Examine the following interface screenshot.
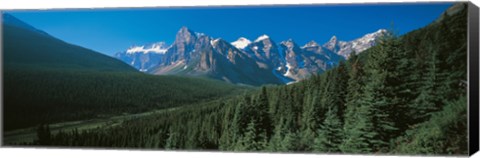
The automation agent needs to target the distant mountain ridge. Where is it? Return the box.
[115,28,386,86]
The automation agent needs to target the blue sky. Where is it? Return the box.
[7,2,453,56]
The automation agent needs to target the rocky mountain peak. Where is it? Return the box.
[175,26,197,45]
[303,40,320,48]
[323,35,339,51]
[281,39,297,48]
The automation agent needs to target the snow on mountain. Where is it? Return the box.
[302,40,320,48]
[323,29,387,58]
[348,29,387,53]
[210,38,221,46]
[126,42,170,54]
[254,34,270,42]
[283,62,293,78]
[231,37,252,49]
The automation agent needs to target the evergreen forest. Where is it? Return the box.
[3,3,469,156]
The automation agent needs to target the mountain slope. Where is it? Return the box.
[3,15,136,72]
[2,14,249,131]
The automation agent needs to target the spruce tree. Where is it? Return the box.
[299,89,320,151]
[356,31,400,152]
[340,103,378,153]
[314,107,343,153]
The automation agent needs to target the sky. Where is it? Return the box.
[6,2,453,56]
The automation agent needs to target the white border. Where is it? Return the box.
[0,0,478,158]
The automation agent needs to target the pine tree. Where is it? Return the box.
[341,51,366,153]
[355,32,400,152]
[254,87,273,139]
[235,119,267,151]
[281,131,299,151]
[299,89,320,151]
[340,103,378,153]
[409,42,447,123]
[165,127,179,150]
[314,107,343,153]
[219,102,236,150]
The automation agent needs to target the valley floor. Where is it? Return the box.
[3,107,180,145]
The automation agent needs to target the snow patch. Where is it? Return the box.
[231,37,251,49]
[254,34,270,42]
[283,62,293,77]
[286,81,297,85]
[210,38,221,46]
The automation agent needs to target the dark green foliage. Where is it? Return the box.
[3,68,247,131]
[357,32,401,151]
[340,103,378,153]
[36,124,52,145]
[393,96,468,155]
[313,107,343,153]
[4,3,469,156]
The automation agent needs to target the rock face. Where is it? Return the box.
[114,27,386,86]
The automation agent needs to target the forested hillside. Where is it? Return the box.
[3,15,250,131]
[26,3,468,155]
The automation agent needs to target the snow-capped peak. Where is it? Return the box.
[254,34,270,42]
[376,29,387,33]
[126,42,170,54]
[333,28,387,58]
[231,37,251,49]
[361,29,387,40]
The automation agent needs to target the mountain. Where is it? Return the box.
[114,27,386,86]
[279,39,342,81]
[324,29,387,58]
[2,14,248,131]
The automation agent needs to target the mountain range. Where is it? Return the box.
[115,28,387,86]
